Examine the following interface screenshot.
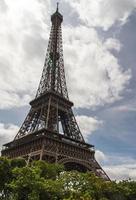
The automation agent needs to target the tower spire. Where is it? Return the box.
[36,4,65,99]
[56,2,59,12]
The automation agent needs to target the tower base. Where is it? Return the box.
[2,128,109,181]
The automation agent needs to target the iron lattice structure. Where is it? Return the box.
[1,5,110,181]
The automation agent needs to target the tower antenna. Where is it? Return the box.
[56,2,59,12]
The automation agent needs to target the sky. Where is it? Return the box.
[0,0,136,180]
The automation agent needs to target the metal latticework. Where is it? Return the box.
[36,9,68,99]
[1,5,110,181]
[14,94,84,142]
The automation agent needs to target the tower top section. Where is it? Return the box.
[35,2,68,100]
[51,2,63,24]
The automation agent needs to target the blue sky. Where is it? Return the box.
[0,0,136,180]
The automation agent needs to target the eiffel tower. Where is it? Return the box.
[1,4,109,180]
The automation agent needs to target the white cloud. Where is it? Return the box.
[95,150,107,163]
[95,150,136,181]
[64,25,131,108]
[0,122,19,151]
[76,115,103,140]
[111,103,136,112]
[0,0,51,109]
[0,0,8,13]
[67,0,136,30]
[104,38,122,52]
[104,163,136,181]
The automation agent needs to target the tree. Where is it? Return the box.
[10,157,26,168]
[32,160,64,179]
[8,164,64,200]
[0,157,136,200]
[8,166,45,200]
[58,171,101,199]
[0,157,11,199]
[118,180,136,200]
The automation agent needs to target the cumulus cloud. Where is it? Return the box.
[64,25,131,108]
[95,150,136,181]
[104,163,136,181]
[0,0,51,109]
[111,103,136,112]
[0,122,19,152]
[104,38,122,52]
[95,150,107,163]
[0,0,8,13]
[76,115,103,140]
[67,0,136,30]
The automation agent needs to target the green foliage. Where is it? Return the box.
[0,157,136,200]
[9,166,47,200]
[118,180,136,199]
[0,157,12,199]
[10,157,26,168]
[32,160,64,179]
